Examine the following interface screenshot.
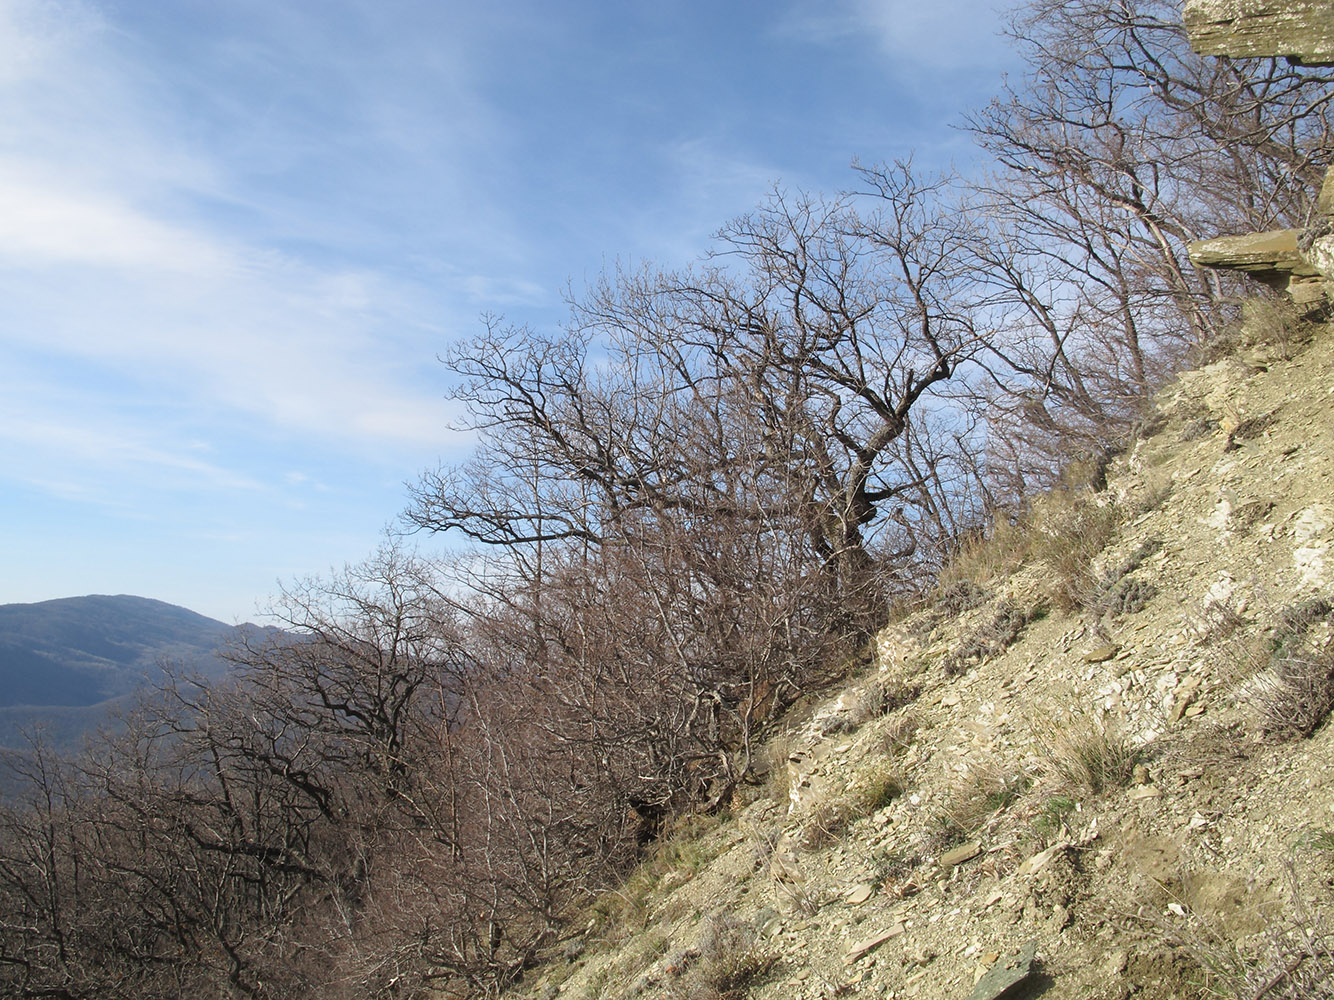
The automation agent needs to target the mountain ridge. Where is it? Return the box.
[0,593,270,750]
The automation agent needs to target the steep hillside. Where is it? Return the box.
[522,311,1334,1000]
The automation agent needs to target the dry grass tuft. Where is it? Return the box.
[798,761,906,851]
[936,484,1119,619]
[1027,490,1120,611]
[1033,711,1137,796]
[936,520,1028,594]
[668,912,778,1000]
[773,866,826,918]
[1240,296,1320,358]
[1150,721,1254,781]
[1195,295,1317,366]
[758,737,792,807]
[933,759,1029,839]
[879,711,921,755]
[584,813,727,944]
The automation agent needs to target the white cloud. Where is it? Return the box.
[776,0,1015,72]
[0,162,228,273]
[0,0,467,477]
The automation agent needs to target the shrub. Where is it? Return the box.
[1214,598,1334,740]
[1092,538,1163,617]
[1254,644,1334,741]
[945,600,1040,675]
[1102,577,1157,616]
[848,678,923,726]
[1273,598,1334,653]
[937,579,989,615]
[671,912,777,1000]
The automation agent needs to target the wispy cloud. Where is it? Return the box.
[0,0,468,483]
[0,374,265,516]
[776,0,1017,72]
[0,162,228,273]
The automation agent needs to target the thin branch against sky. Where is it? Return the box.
[0,0,1018,621]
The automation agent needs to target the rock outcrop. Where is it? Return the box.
[1184,2,1334,303]
[1184,0,1334,66]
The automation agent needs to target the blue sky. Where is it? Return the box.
[0,0,1018,624]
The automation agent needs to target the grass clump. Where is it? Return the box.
[1031,794,1079,843]
[879,711,921,755]
[799,761,906,851]
[1194,295,1317,367]
[1240,296,1320,358]
[1299,829,1334,853]
[1027,489,1120,612]
[586,813,728,943]
[933,762,1029,840]
[1034,711,1137,797]
[669,912,777,1000]
[855,761,909,813]
[935,521,1028,594]
[936,481,1120,621]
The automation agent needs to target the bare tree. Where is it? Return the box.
[405,169,990,829]
[961,0,1333,497]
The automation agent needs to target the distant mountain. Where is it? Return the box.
[0,595,270,751]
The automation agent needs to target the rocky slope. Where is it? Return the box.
[518,308,1334,1000]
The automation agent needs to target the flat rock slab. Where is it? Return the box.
[964,940,1039,1000]
[845,883,874,905]
[1185,0,1334,65]
[1189,230,1315,275]
[844,923,904,964]
[1017,843,1067,878]
[940,841,982,867]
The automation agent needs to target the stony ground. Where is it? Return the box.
[517,313,1334,1000]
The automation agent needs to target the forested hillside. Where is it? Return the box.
[0,2,1329,998]
[0,595,258,750]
